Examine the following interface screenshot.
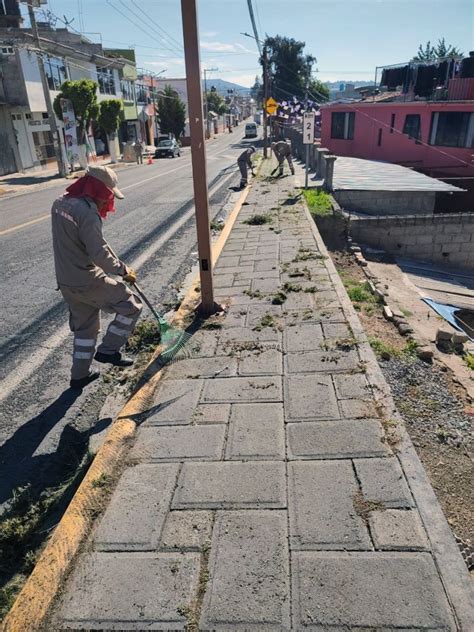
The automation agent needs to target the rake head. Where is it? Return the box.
[159,324,193,363]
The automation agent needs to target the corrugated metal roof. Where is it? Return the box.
[333,157,464,192]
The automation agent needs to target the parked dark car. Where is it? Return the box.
[154,139,181,158]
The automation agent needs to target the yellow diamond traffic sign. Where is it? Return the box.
[266,97,278,115]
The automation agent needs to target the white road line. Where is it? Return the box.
[0,167,238,404]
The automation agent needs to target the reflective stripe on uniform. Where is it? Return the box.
[53,208,78,226]
[74,338,96,347]
[116,314,133,326]
[108,324,130,337]
[74,351,93,359]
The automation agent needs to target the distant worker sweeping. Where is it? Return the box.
[51,166,142,389]
[237,146,256,188]
[271,140,295,176]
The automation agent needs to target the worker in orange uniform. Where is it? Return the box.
[51,166,142,389]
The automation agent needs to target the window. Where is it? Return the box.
[135,83,148,104]
[97,66,116,95]
[390,113,395,133]
[429,112,474,148]
[377,128,383,146]
[44,55,66,91]
[331,111,355,140]
[1,46,14,55]
[121,79,135,102]
[403,114,421,143]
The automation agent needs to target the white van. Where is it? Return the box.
[244,122,258,138]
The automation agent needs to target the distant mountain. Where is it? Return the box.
[206,78,251,96]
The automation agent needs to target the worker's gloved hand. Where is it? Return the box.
[123,267,137,284]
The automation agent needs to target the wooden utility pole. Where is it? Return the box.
[263,45,268,158]
[181,0,216,315]
[26,1,68,176]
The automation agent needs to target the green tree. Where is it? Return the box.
[309,78,330,102]
[205,90,228,115]
[263,35,315,101]
[53,79,99,143]
[98,99,123,163]
[412,38,463,62]
[157,85,186,139]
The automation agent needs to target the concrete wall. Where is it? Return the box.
[335,190,436,215]
[348,212,474,269]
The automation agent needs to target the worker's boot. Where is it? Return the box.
[70,370,100,390]
[95,351,134,367]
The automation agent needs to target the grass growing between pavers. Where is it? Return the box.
[463,352,474,371]
[243,213,273,226]
[302,189,333,217]
[369,337,418,361]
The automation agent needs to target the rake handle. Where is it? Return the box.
[131,282,165,326]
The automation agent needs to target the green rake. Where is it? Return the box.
[132,282,193,363]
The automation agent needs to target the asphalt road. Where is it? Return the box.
[0,129,254,506]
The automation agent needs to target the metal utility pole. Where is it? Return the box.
[26,1,68,176]
[263,45,268,158]
[181,0,216,315]
[203,67,217,139]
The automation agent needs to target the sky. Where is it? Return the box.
[39,0,473,87]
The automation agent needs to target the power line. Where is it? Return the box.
[117,0,182,56]
[130,0,183,53]
[246,0,262,56]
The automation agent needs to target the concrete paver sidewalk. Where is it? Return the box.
[52,161,473,630]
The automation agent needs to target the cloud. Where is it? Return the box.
[222,73,257,88]
[200,40,237,53]
[201,30,218,38]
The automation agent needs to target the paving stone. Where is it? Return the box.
[172,461,286,509]
[221,306,247,328]
[282,292,314,310]
[287,419,389,459]
[95,464,179,551]
[215,255,240,267]
[251,277,281,293]
[202,376,282,403]
[254,259,279,272]
[200,511,290,631]
[284,323,324,352]
[369,509,429,551]
[287,349,360,374]
[130,425,225,462]
[226,403,285,459]
[292,552,455,630]
[213,273,237,288]
[188,330,218,357]
[164,356,237,379]
[334,372,370,399]
[214,285,249,298]
[239,347,283,375]
[289,461,370,550]
[161,511,213,551]
[145,379,202,425]
[59,552,200,629]
[218,326,281,345]
[246,304,282,327]
[192,403,231,424]
[322,322,353,340]
[285,375,339,421]
[355,458,414,508]
[339,398,379,418]
[283,307,346,324]
[213,265,253,275]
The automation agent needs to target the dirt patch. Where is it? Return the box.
[329,249,473,551]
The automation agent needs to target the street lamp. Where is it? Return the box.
[241,31,269,157]
[203,67,218,139]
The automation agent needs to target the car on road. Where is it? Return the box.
[154,139,181,158]
[244,122,258,138]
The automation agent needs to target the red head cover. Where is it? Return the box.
[65,175,116,218]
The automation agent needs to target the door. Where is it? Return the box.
[11,114,34,169]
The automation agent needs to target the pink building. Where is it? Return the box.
[320,100,474,178]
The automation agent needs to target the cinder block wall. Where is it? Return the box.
[348,213,474,270]
[335,191,436,215]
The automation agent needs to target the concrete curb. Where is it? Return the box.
[1,180,253,632]
[301,201,474,630]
